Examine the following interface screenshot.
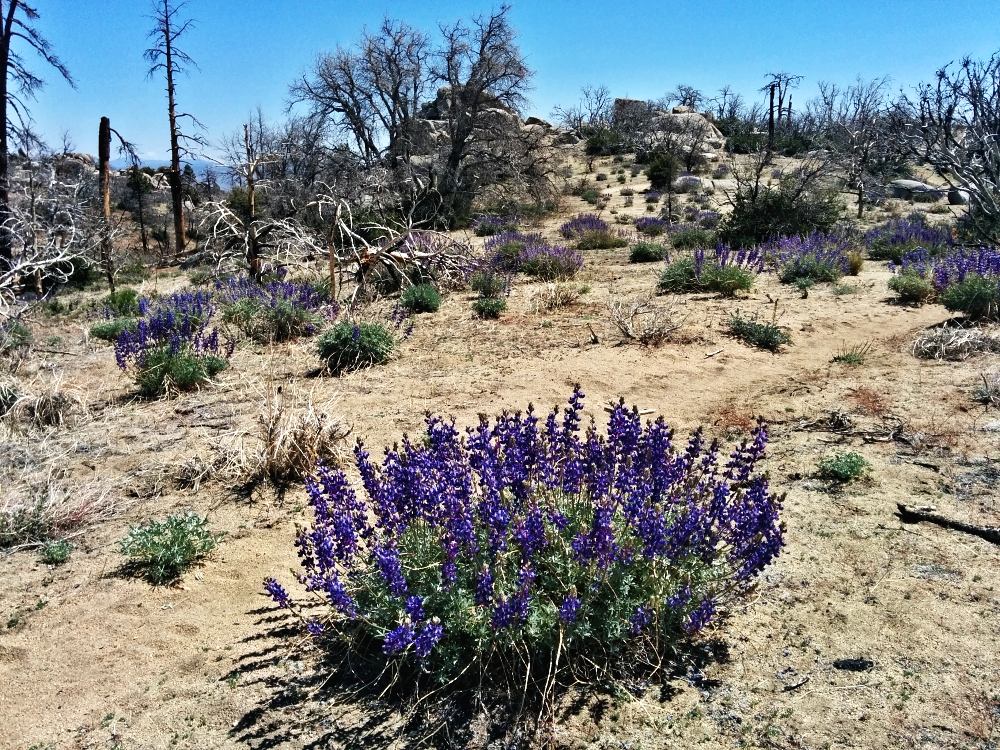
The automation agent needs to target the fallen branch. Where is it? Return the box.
[896,503,1000,545]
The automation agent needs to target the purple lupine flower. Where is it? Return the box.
[383,623,415,654]
[559,213,609,239]
[684,598,716,633]
[306,619,325,637]
[263,577,290,608]
[413,620,444,658]
[404,595,425,621]
[559,596,581,623]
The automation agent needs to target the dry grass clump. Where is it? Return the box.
[531,282,584,312]
[0,377,84,429]
[606,292,686,346]
[0,474,117,550]
[221,386,350,491]
[910,326,1000,361]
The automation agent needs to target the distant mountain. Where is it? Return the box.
[109,158,224,183]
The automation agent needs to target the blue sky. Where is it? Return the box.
[25,0,1000,160]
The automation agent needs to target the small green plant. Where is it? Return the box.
[469,270,507,298]
[817,452,869,482]
[629,242,668,263]
[134,348,228,398]
[940,275,999,320]
[832,341,874,366]
[580,188,600,205]
[795,277,815,298]
[832,282,859,295]
[577,230,628,250]
[728,314,791,352]
[119,512,220,584]
[778,256,842,285]
[700,265,755,297]
[103,288,141,317]
[888,272,935,306]
[317,321,395,374]
[401,283,442,313]
[0,319,31,355]
[473,297,506,319]
[40,540,72,565]
[89,318,137,342]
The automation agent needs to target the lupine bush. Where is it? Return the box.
[472,297,506,319]
[670,227,715,250]
[217,276,335,343]
[120,512,221,584]
[401,283,442,314]
[469,269,509,298]
[865,217,953,263]
[658,245,763,297]
[89,318,138,342]
[767,232,853,284]
[576,229,629,250]
[519,244,584,280]
[317,321,395,374]
[472,214,519,237]
[635,217,669,237]
[894,246,1000,319]
[484,231,544,272]
[629,242,668,264]
[728,314,791,352]
[103,288,141,318]
[114,291,234,397]
[558,214,608,240]
[888,272,935,306]
[817,452,869,482]
[265,388,783,703]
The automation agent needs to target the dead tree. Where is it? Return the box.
[145,0,203,259]
[97,116,140,290]
[0,0,73,271]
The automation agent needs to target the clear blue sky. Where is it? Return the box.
[25,0,1000,160]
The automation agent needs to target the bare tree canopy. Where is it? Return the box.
[0,0,74,270]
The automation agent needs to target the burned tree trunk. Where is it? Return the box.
[98,116,114,290]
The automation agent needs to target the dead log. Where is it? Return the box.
[896,503,1000,545]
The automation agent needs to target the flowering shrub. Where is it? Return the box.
[519,243,584,279]
[766,232,853,284]
[658,245,762,297]
[558,214,608,239]
[484,231,544,272]
[115,291,233,397]
[217,276,335,343]
[472,213,519,237]
[865,217,953,263]
[265,389,783,698]
[635,217,669,237]
[893,246,1000,318]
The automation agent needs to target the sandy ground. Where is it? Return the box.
[1,157,998,750]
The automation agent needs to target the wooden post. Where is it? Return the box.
[98,116,115,291]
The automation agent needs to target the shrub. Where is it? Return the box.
[519,244,584,280]
[472,297,506,319]
[89,318,138,342]
[401,283,442,314]
[629,242,668,263]
[634,217,668,237]
[469,270,508,298]
[847,251,864,276]
[700,264,755,296]
[658,246,762,296]
[940,275,1000,320]
[40,540,72,565]
[472,214,519,237]
[865,217,953,263]
[670,228,714,250]
[317,321,395,374]
[217,277,333,342]
[264,389,783,711]
[485,231,543,271]
[103,288,141,317]
[817,452,869,482]
[768,233,852,284]
[119,512,220,584]
[559,214,608,240]
[728,314,791,352]
[576,229,628,250]
[645,190,662,204]
[717,185,841,248]
[114,292,232,397]
[888,272,935,306]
